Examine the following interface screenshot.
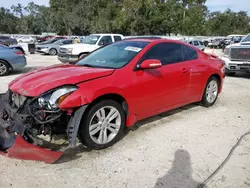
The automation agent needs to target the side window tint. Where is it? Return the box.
[141,43,183,65]
[98,36,113,46]
[193,41,199,46]
[189,41,193,44]
[114,36,122,42]
[183,45,198,61]
[199,41,204,45]
[64,40,72,44]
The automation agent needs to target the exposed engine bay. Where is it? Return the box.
[0,90,88,163]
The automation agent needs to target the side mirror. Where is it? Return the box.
[139,59,162,70]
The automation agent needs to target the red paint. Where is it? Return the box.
[9,39,225,129]
[140,59,162,69]
[9,64,114,96]
[0,135,63,163]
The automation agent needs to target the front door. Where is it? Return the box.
[132,42,191,118]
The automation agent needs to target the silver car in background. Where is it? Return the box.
[0,44,27,76]
[186,40,205,51]
[36,39,73,55]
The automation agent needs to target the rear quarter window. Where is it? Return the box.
[183,45,198,61]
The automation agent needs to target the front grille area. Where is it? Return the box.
[59,48,68,54]
[230,47,250,61]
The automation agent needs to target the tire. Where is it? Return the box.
[201,76,219,107]
[0,60,10,76]
[49,48,57,55]
[79,100,126,150]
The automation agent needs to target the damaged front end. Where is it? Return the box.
[0,91,87,163]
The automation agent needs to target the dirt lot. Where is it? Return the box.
[0,50,250,188]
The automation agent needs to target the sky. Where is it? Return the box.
[0,0,249,14]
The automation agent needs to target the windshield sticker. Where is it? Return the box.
[125,46,142,52]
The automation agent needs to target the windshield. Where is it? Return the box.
[76,41,149,69]
[241,34,250,43]
[82,35,100,45]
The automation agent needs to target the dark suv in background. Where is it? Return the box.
[0,36,18,46]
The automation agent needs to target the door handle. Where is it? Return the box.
[182,68,191,73]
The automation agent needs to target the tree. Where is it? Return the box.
[0,0,249,36]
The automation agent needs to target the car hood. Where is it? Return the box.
[9,64,115,97]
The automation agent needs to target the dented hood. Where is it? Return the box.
[9,64,114,96]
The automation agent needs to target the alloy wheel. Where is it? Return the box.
[0,63,7,76]
[206,80,218,104]
[89,106,121,145]
[49,49,57,55]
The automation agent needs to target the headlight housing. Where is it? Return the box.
[66,48,73,54]
[38,86,78,110]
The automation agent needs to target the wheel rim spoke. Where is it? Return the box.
[102,129,108,144]
[108,111,119,123]
[105,108,116,120]
[107,126,118,134]
[109,123,120,129]
[98,128,104,143]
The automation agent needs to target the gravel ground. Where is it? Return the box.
[0,50,250,188]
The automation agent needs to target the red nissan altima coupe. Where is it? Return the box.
[0,39,225,163]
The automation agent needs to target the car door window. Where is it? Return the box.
[114,36,122,42]
[98,36,113,46]
[183,45,198,61]
[140,43,184,65]
[63,40,72,44]
[199,41,204,45]
[193,41,199,46]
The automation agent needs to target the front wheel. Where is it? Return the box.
[79,100,126,150]
[49,48,57,55]
[201,77,219,107]
[0,61,10,76]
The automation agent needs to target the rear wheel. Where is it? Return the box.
[201,77,219,107]
[0,61,9,76]
[79,100,126,150]
[49,48,57,55]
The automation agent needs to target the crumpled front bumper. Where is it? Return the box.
[0,93,63,163]
[0,135,62,163]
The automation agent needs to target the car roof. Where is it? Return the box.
[91,34,123,37]
[123,38,185,44]
[227,34,246,37]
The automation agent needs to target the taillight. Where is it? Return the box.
[14,51,23,55]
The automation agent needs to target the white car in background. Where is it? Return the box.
[17,36,36,43]
[58,34,124,63]
[186,40,205,51]
[222,33,250,76]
